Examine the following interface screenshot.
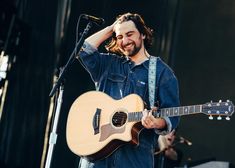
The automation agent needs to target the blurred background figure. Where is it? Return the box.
[155,129,184,168]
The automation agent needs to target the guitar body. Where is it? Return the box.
[66,91,144,161]
[66,91,234,161]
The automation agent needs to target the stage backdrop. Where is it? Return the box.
[0,0,234,168]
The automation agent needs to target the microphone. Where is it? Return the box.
[82,14,105,26]
[179,136,192,146]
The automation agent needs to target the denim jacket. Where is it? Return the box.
[78,42,180,168]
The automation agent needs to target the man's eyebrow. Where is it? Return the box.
[116,30,135,37]
[126,31,135,34]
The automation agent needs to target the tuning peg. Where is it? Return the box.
[209,115,213,120]
[217,116,222,120]
[226,116,230,121]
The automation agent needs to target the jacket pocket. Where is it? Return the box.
[108,73,126,83]
[135,80,147,99]
[107,73,126,99]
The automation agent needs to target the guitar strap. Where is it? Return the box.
[148,56,158,108]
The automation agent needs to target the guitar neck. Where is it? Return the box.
[159,105,202,117]
[128,105,202,122]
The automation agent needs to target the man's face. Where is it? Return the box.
[114,20,145,57]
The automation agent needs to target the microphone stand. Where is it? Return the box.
[45,21,93,168]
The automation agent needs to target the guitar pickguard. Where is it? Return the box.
[99,124,125,141]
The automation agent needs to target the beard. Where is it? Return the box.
[122,41,142,57]
[121,35,143,57]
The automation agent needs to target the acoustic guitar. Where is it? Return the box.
[66,91,234,161]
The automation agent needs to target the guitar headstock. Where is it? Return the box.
[202,100,234,120]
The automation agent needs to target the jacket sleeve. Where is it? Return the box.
[155,65,180,135]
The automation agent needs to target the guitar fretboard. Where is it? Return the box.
[128,105,202,122]
[160,105,202,117]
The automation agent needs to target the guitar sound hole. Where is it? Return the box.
[112,112,127,127]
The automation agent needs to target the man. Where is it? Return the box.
[155,129,183,168]
[77,12,180,168]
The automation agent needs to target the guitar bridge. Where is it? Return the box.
[93,108,101,135]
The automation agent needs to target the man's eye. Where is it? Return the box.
[127,33,133,37]
[116,36,123,40]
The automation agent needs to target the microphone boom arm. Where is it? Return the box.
[49,21,93,97]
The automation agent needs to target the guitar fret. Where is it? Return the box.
[177,107,182,115]
[129,113,132,121]
[128,113,132,122]
[184,106,189,114]
[174,107,179,115]
[170,108,174,116]
[138,112,142,121]
[195,105,201,113]
[189,106,194,114]
[180,107,184,115]
[175,107,179,116]
[166,108,169,116]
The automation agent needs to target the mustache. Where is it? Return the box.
[123,42,134,48]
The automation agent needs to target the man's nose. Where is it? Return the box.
[122,36,129,45]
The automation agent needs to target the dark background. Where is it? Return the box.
[0,0,235,167]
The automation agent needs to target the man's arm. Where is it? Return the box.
[85,25,114,49]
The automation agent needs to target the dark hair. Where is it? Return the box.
[105,13,154,55]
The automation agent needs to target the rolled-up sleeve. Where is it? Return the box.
[154,117,172,135]
[154,67,180,135]
[80,41,97,55]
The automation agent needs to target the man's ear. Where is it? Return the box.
[142,34,146,39]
